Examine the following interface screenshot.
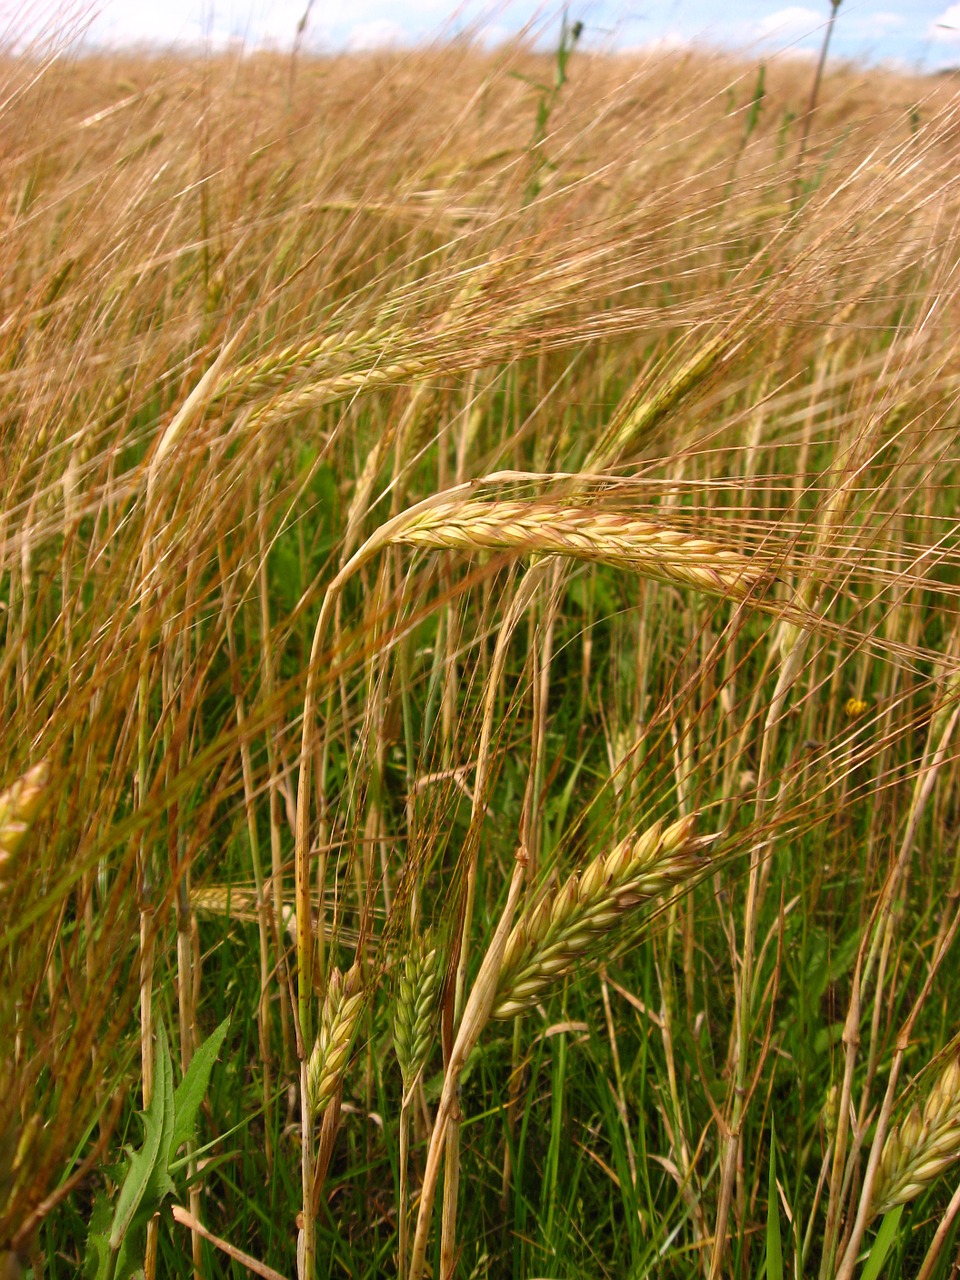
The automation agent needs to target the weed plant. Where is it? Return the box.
[2,25,960,1280]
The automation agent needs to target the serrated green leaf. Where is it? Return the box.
[115,1233,147,1280]
[115,1224,148,1280]
[107,1023,175,1250]
[82,1188,114,1279]
[171,1016,230,1155]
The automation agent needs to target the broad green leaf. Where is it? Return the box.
[765,1119,783,1280]
[115,1227,149,1280]
[171,1016,230,1154]
[107,1023,174,1250]
[82,1188,114,1279]
[860,1205,904,1280]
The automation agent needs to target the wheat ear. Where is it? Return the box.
[871,1057,960,1217]
[492,815,712,1020]
[394,944,442,1103]
[306,966,365,1117]
[394,941,442,1275]
[0,761,49,883]
[392,500,769,602]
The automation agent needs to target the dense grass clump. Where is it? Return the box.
[3,27,960,1280]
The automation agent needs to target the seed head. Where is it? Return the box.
[872,1056,960,1217]
[394,942,442,1097]
[0,762,50,885]
[492,814,712,1020]
[307,965,364,1117]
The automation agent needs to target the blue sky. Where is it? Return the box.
[4,2,960,71]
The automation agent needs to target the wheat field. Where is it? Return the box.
[3,24,960,1280]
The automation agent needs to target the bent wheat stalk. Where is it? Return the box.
[407,849,528,1280]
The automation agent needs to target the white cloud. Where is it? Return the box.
[0,0,940,64]
[618,28,692,55]
[478,23,510,48]
[1,0,473,51]
[755,7,823,39]
[345,19,407,51]
[867,11,906,31]
[931,4,960,41]
[29,0,295,50]
[774,44,818,60]
[644,29,692,52]
[0,1,100,51]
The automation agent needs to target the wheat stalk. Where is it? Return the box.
[871,1057,960,1217]
[392,500,770,601]
[491,815,713,1020]
[306,966,365,1117]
